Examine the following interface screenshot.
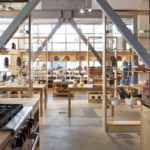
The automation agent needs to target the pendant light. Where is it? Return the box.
[16,56,21,68]
[4,57,9,68]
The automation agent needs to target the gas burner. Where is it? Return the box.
[0,104,23,128]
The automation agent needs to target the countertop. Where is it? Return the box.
[0,98,39,150]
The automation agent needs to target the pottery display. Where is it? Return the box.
[111,98,120,105]
[120,78,125,86]
[125,98,134,105]
[79,75,84,87]
[73,79,78,87]
[130,76,135,86]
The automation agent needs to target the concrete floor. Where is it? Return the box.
[40,90,140,150]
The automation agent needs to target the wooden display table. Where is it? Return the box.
[53,79,74,96]
[68,84,102,117]
[0,84,48,117]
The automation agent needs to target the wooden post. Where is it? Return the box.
[28,15,33,98]
[102,14,107,131]
[87,37,90,81]
[46,39,48,105]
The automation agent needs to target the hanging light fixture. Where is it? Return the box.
[4,57,9,68]
[79,0,92,14]
[80,8,85,14]
[16,57,22,68]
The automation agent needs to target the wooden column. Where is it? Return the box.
[28,15,33,98]
[102,14,107,131]
[46,39,48,105]
[87,37,90,81]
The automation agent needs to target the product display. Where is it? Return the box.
[16,57,21,68]
[11,42,16,49]
[4,57,9,68]
[120,78,125,86]
[130,76,135,86]
[122,60,128,69]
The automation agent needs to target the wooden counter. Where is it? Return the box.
[0,84,48,117]
[0,98,39,150]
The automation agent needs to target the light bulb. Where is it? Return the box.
[80,9,85,14]
[88,8,92,12]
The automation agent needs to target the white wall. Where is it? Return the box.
[92,0,149,10]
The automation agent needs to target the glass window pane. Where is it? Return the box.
[94,25,103,34]
[53,62,66,70]
[81,43,87,51]
[56,25,65,33]
[80,25,93,33]
[94,43,103,51]
[66,25,76,34]
[53,34,65,42]
[53,43,65,51]
[67,43,79,51]
[39,25,51,34]
[67,62,76,70]
[66,34,79,42]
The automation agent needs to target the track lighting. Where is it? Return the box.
[79,8,92,14]
[80,8,85,14]
[88,8,92,12]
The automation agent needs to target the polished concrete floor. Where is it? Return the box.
[40,90,140,150]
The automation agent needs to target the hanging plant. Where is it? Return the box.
[16,57,21,68]
[4,57,9,68]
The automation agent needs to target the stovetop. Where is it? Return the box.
[0,104,32,133]
[0,104,23,128]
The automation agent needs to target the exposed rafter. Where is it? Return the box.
[0,0,40,48]
[96,0,149,68]
[0,10,148,19]
[70,19,102,64]
[32,19,63,61]
[70,19,114,78]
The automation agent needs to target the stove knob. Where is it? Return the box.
[27,118,35,125]
[21,126,29,136]
[15,135,24,148]
[26,120,33,128]
[29,118,34,125]
[18,131,26,141]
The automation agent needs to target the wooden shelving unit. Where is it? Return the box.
[101,16,149,132]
